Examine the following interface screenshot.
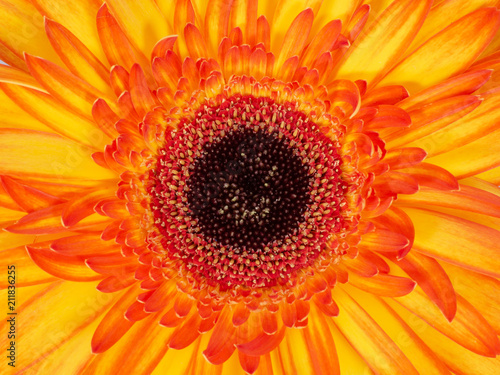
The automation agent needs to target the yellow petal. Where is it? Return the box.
[0,90,50,132]
[270,0,322,53]
[44,18,112,95]
[388,298,500,375]
[0,0,62,69]
[332,287,419,375]
[31,0,106,63]
[406,0,500,57]
[0,245,57,287]
[426,126,500,179]
[396,287,500,357]
[105,0,171,57]
[406,91,500,157]
[335,0,432,85]
[0,206,24,226]
[25,54,114,119]
[83,312,174,374]
[314,0,361,32]
[0,231,35,251]
[475,166,500,185]
[442,262,500,334]
[0,64,43,91]
[0,128,114,181]
[20,317,99,374]
[379,8,500,93]
[0,281,116,369]
[205,0,234,56]
[1,83,109,148]
[344,286,450,374]
[404,207,500,278]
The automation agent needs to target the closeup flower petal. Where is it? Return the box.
[0,0,499,374]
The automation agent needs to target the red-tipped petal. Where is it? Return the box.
[26,243,102,281]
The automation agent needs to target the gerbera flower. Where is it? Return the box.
[1,0,500,373]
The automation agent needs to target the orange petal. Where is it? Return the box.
[96,4,151,77]
[50,234,121,256]
[229,0,258,45]
[256,16,270,52]
[389,95,482,148]
[3,280,115,368]
[5,204,65,235]
[398,69,491,111]
[85,311,172,374]
[44,18,110,95]
[274,8,314,75]
[348,272,416,297]
[372,171,419,197]
[25,53,112,117]
[236,326,286,356]
[203,307,237,365]
[205,0,233,55]
[379,8,500,93]
[105,0,170,57]
[300,305,340,375]
[359,227,410,254]
[62,188,115,227]
[169,313,202,349]
[336,0,432,85]
[122,299,149,321]
[333,287,419,375]
[31,0,105,63]
[397,163,459,191]
[144,282,177,313]
[0,175,65,213]
[343,252,378,277]
[238,351,259,375]
[392,251,457,321]
[314,0,360,32]
[362,105,412,130]
[382,148,427,170]
[406,0,500,57]
[152,51,182,91]
[232,303,251,326]
[405,207,500,278]
[184,23,208,60]
[270,0,322,53]
[130,64,157,118]
[91,284,139,353]
[326,79,361,119]
[97,274,137,293]
[396,183,500,218]
[26,242,102,281]
[407,91,500,157]
[396,287,500,357]
[0,64,43,90]
[304,22,342,69]
[476,166,500,185]
[362,85,409,107]
[248,48,267,80]
[86,253,138,277]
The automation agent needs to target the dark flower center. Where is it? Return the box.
[186,128,312,250]
[148,95,347,288]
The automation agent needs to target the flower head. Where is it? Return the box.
[1,0,500,374]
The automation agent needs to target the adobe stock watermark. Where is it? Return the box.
[6,265,16,368]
